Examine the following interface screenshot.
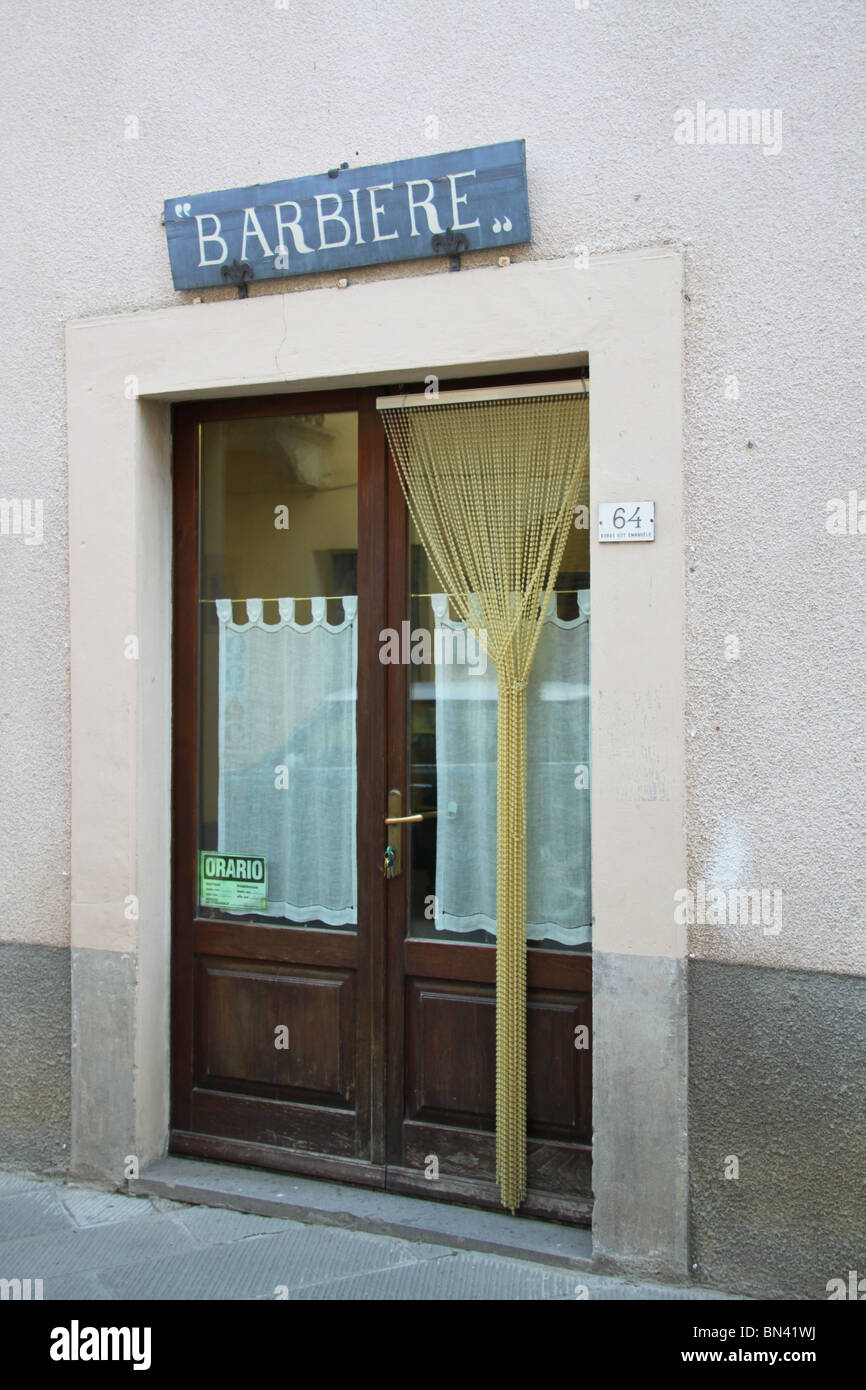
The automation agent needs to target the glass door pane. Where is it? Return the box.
[198,412,359,929]
[407,513,591,950]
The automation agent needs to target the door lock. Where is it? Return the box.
[382,789,423,878]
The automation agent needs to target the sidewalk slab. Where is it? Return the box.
[57,1186,157,1229]
[0,1169,742,1300]
[0,1171,46,1196]
[0,1188,73,1241]
[96,1225,451,1301]
[286,1249,581,1301]
[0,1211,197,1278]
[43,1271,112,1301]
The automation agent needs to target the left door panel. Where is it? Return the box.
[170,392,388,1183]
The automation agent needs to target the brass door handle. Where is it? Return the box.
[383,792,436,878]
[383,789,414,878]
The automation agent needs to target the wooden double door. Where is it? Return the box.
[171,382,592,1223]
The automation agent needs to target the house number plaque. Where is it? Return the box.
[598,501,655,542]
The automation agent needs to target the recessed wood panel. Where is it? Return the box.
[197,957,355,1106]
[526,991,592,1140]
[399,1120,592,1204]
[173,1129,386,1185]
[407,978,591,1142]
[189,1091,358,1157]
[407,982,496,1126]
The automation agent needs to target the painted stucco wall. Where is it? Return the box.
[1,0,864,1291]
[3,0,863,965]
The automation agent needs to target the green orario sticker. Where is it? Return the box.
[199,852,268,912]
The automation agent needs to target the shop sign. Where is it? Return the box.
[164,140,530,290]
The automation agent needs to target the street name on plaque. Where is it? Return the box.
[164,141,531,290]
[598,501,656,542]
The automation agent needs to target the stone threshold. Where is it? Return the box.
[131,1155,595,1273]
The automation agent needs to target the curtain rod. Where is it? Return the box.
[199,590,589,603]
[199,596,349,603]
[376,379,589,410]
[409,590,588,597]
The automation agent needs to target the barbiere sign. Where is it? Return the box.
[164,140,530,290]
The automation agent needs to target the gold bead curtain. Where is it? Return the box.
[379,390,590,1212]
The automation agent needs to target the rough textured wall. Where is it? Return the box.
[0,3,863,1173]
[0,946,70,1170]
[690,961,866,1298]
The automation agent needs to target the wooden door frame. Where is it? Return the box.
[169,367,592,1218]
[169,386,390,1180]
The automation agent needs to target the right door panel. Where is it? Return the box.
[385,462,593,1223]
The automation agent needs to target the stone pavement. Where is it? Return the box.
[0,1170,733,1301]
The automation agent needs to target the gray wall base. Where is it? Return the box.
[0,942,70,1170]
[71,947,136,1182]
[592,951,689,1281]
[689,959,866,1299]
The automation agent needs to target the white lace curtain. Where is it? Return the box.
[432,592,591,946]
[216,597,357,925]
[214,589,588,943]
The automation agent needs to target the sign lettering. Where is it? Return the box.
[199,853,268,912]
[598,501,656,543]
[164,141,530,290]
